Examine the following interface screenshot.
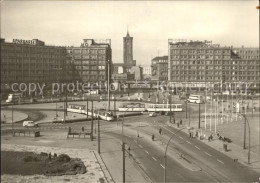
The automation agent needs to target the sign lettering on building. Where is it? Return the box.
[13,39,37,45]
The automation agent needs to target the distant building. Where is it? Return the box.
[141,65,152,80]
[168,39,260,89]
[112,63,126,74]
[129,66,143,80]
[66,39,112,83]
[151,56,168,81]
[1,38,66,96]
[123,30,136,72]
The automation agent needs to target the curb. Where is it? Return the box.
[92,151,115,183]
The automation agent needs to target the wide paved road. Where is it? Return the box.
[108,132,220,182]
[114,115,259,182]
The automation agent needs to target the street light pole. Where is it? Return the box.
[121,107,131,183]
[91,100,94,141]
[198,102,201,129]
[12,100,14,136]
[164,127,185,183]
[170,95,172,123]
[107,60,110,111]
[98,111,100,154]
[240,112,251,164]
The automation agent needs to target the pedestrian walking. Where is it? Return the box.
[82,126,84,132]
[159,128,162,135]
[173,118,175,124]
[152,134,155,141]
[189,131,192,138]
[177,123,179,128]
[128,147,131,158]
[180,119,182,125]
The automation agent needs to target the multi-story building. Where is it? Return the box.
[168,39,260,90]
[66,39,112,83]
[1,38,66,96]
[141,65,152,80]
[112,63,126,74]
[151,56,168,81]
[123,30,136,72]
[129,66,143,80]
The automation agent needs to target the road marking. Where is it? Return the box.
[160,164,165,169]
[195,146,200,150]
[205,152,212,156]
[179,136,184,139]
[186,140,191,144]
[145,150,149,155]
[152,157,157,161]
[134,140,137,143]
[217,159,224,164]
[139,144,143,148]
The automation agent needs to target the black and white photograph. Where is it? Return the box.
[1,0,259,182]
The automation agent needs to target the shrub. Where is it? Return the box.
[23,155,39,162]
[57,154,71,162]
[40,152,48,156]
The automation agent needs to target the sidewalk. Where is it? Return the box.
[166,119,260,172]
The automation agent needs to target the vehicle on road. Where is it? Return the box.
[146,103,183,112]
[67,104,114,121]
[6,93,22,103]
[118,103,146,112]
[187,95,204,104]
[149,112,157,117]
[23,121,38,127]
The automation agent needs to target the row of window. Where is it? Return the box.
[2,46,65,53]
[170,76,258,81]
[75,66,106,70]
[171,65,257,70]
[72,60,107,65]
[171,60,258,65]
[170,49,231,54]
[171,70,259,75]
[67,49,106,54]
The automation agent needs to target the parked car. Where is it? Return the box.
[149,112,157,117]
[23,121,38,127]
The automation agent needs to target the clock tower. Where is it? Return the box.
[123,29,135,67]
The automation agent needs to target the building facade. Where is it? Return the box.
[123,31,136,69]
[141,65,152,80]
[168,39,260,89]
[151,56,168,81]
[129,66,143,80]
[1,38,66,96]
[112,63,126,74]
[66,39,112,83]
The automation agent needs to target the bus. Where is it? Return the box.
[146,103,183,112]
[187,95,203,104]
[6,93,22,103]
[118,103,146,112]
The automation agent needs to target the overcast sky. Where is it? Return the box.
[1,1,259,65]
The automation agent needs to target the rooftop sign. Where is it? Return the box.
[13,39,37,45]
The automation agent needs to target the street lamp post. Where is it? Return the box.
[164,127,185,183]
[122,107,130,183]
[12,99,14,136]
[98,111,100,154]
[198,102,201,129]
[240,112,251,164]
